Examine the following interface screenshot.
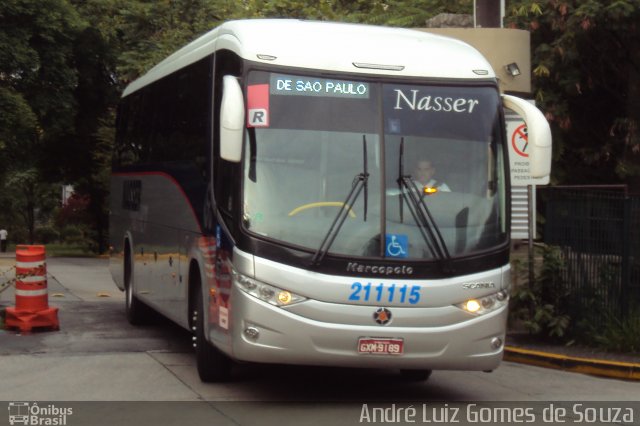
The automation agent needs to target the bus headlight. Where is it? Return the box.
[455,290,508,315]
[233,271,306,307]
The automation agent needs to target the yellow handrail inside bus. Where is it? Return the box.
[288,202,357,218]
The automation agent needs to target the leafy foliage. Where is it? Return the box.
[356,0,473,26]
[592,309,640,353]
[0,0,473,252]
[505,0,640,190]
[0,87,37,166]
[511,243,640,353]
[510,246,572,340]
[0,0,86,242]
[2,0,640,258]
[2,168,60,243]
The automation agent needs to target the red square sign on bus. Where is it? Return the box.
[247,84,270,127]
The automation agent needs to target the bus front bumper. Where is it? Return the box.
[215,288,507,372]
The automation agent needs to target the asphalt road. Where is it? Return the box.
[0,257,639,426]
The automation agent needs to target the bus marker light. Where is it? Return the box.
[353,62,405,71]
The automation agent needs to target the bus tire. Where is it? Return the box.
[194,274,232,382]
[400,369,432,382]
[124,243,149,325]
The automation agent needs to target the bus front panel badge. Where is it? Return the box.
[373,307,392,325]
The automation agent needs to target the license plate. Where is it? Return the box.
[357,338,404,355]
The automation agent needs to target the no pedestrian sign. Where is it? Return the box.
[505,108,549,185]
[512,124,529,157]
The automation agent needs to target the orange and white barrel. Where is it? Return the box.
[14,245,48,311]
[5,245,59,332]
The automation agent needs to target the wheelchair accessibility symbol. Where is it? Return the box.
[385,234,408,258]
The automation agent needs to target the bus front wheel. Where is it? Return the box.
[194,274,232,382]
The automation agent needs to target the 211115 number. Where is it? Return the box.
[348,282,421,304]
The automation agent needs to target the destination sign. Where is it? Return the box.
[270,74,369,99]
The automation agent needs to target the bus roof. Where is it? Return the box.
[123,19,496,97]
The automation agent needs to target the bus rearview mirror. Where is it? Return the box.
[220,75,245,163]
[502,95,552,178]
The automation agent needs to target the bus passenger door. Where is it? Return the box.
[196,232,231,338]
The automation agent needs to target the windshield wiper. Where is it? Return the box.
[396,138,451,263]
[311,136,369,267]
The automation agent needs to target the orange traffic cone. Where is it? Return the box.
[5,245,59,332]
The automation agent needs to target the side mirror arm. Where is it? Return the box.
[502,95,552,178]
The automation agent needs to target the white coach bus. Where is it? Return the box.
[110,19,551,382]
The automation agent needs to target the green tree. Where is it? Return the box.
[68,0,230,251]
[3,169,59,243]
[0,0,84,141]
[73,0,475,253]
[506,0,640,191]
[0,0,86,243]
[79,0,228,84]
[0,87,38,168]
[351,0,473,26]
[219,0,472,26]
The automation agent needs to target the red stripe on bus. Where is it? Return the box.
[112,171,204,233]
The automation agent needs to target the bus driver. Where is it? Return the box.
[413,159,451,192]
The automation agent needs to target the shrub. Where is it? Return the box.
[509,245,571,341]
[591,310,640,353]
[60,224,89,245]
[35,225,60,244]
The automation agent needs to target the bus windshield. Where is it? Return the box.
[242,70,507,261]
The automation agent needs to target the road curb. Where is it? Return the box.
[504,346,640,381]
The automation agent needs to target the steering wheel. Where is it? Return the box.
[288,202,357,218]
